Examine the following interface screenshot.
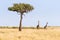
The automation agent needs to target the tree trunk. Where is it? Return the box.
[19,13,23,31]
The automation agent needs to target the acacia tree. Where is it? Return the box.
[8,3,34,31]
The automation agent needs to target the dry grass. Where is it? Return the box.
[0,27,60,40]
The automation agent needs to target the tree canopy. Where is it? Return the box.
[8,3,34,14]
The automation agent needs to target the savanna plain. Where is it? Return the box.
[0,26,60,40]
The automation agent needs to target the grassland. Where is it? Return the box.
[0,26,60,40]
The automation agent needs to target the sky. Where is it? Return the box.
[0,0,60,27]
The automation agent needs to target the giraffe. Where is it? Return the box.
[37,20,40,29]
[44,22,48,29]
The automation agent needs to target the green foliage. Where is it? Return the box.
[8,3,34,14]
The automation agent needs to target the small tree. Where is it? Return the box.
[8,3,34,31]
